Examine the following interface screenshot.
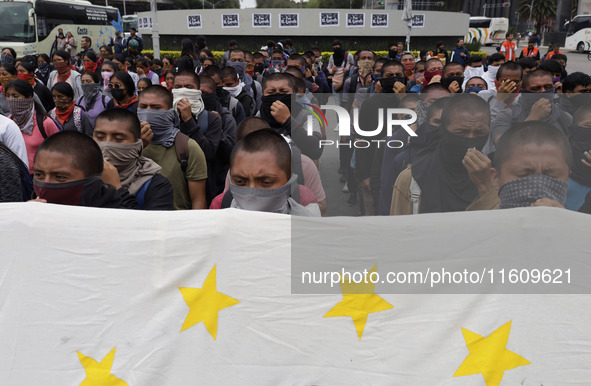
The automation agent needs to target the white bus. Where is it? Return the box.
[565,15,591,52]
[0,0,121,57]
[122,14,139,39]
[465,17,509,45]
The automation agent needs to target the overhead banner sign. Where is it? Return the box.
[1,204,591,384]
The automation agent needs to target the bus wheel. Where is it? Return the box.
[577,42,585,54]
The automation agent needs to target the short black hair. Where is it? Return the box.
[6,79,34,98]
[553,53,567,63]
[421,83,451,95]
[440,93,490,130]
[468,56,483,65]
[81,70,100,83]
[573,104,591,125]
[137,77,152,88]
[262,73,296,93]
[82,36,92,45]
[522,69,553,89]
[198,75,216,92]
[95,108,142,140]
[139,85,173,109]
[494,121,572,169]
[203,65,222,79]
[236,117,271,142]
[563,72,591,93]
[442,62,463,77]
[488,53,506,64]
[427,96,448,120]
[231,128,291,179]
[35,131,103,176]
[381,60,403,76]
[496,61,523,81]
[284,66,304,79]
[287,54,307,68]
[221,66,238,81]
[538,59,563,75]
[174,69,200,88]
[518,57,538,71]
[465,76,488,89]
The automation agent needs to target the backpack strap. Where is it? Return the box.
[229,97,238,117]
[174,132,191,173]
[73,106,82,133]
[348,74,359,94]
[36,110,48,139]
[135,178,152,210]
[221,190,234,208]
[291,182,300,204]
[409,177,421,215]
[197,110,209,134]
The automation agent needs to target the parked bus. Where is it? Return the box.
[465,17,508,45]
[565,15,591,53]
[0,0,121,57]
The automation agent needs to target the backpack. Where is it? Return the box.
[49,106,82,133]
[174,111,234,172]
[348,73,359,94]
[236,89,255,117]
[220,180,301,209]
[36,111,63,139]
[0,143,33,201]
[135,178,152,210]
[291,145,304,186]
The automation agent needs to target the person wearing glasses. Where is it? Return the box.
[47,50,83,100]
[49,82,93,137]
[106,71,138,114]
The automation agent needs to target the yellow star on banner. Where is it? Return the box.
[77,347,127,386]
[179,265,240,339]
[453,321,530,386]
[324,264,393,340]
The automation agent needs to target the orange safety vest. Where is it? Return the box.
[546,50,564,59]
[500,41,516,61]
[522,46,539,57]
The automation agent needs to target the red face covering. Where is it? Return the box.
[33,178,86,206]
[54,61,71,82]
[17,73,35,85]
[54,101,75,124]
[84,61,98,72]
[423,70,442,86]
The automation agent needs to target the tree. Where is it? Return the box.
[517,0,557,34]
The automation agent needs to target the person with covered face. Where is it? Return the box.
[490,121,571,209]
[390,94,497,215]
[258,73,323,161]
[558,72,591,117]
[93,108,174,210]
[49,82,93,137]
[139,85,208,210]
[47,50,83,100]
[30,130,134,208]
[564,104,591,210]
[106,71,138,113]
[77,71,110,125]
[5,80,60,172]
[224,128,320,216]
[489,69,572,154]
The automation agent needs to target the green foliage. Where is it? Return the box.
[464,40,481,52]
[256,0,299,7]
[144,50,489,63]
[517,0,556,34]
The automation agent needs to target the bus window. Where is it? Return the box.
[568,16,591,36]
[0,2,36,43]
[469,19,491,29]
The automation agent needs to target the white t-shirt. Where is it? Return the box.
[0,114,28,168]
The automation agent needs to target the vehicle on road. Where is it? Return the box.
[466,16,508,46]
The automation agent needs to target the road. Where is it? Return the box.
[319,47,590,217]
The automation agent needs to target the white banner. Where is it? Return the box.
[0,203,590,384]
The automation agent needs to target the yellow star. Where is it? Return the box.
[453,321,531,386]
[179,265,240,339]
[324,264,393,340]
[77,347,127,386]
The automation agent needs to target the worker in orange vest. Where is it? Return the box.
[545,44,565,60]
[500,32,516,61]
[519,38,541,61]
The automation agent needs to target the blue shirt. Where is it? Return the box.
[565,177,591,210]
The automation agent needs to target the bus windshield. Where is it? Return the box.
[0,2,36,43]
[122,17,137,33]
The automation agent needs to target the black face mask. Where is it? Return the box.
[260,93,292,128]
[570,125,591,186]
[569,94,591,109]
[439,127,488,169]
[152,68,162,78]
[389,50,397,58]
[215,86,230,106]
[201,92,218,111]
[379,77,405,93]
[111,88,126,102]
[441,76,465,92]
[254,64,265,74]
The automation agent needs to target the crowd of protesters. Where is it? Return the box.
[1,30,590,217]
